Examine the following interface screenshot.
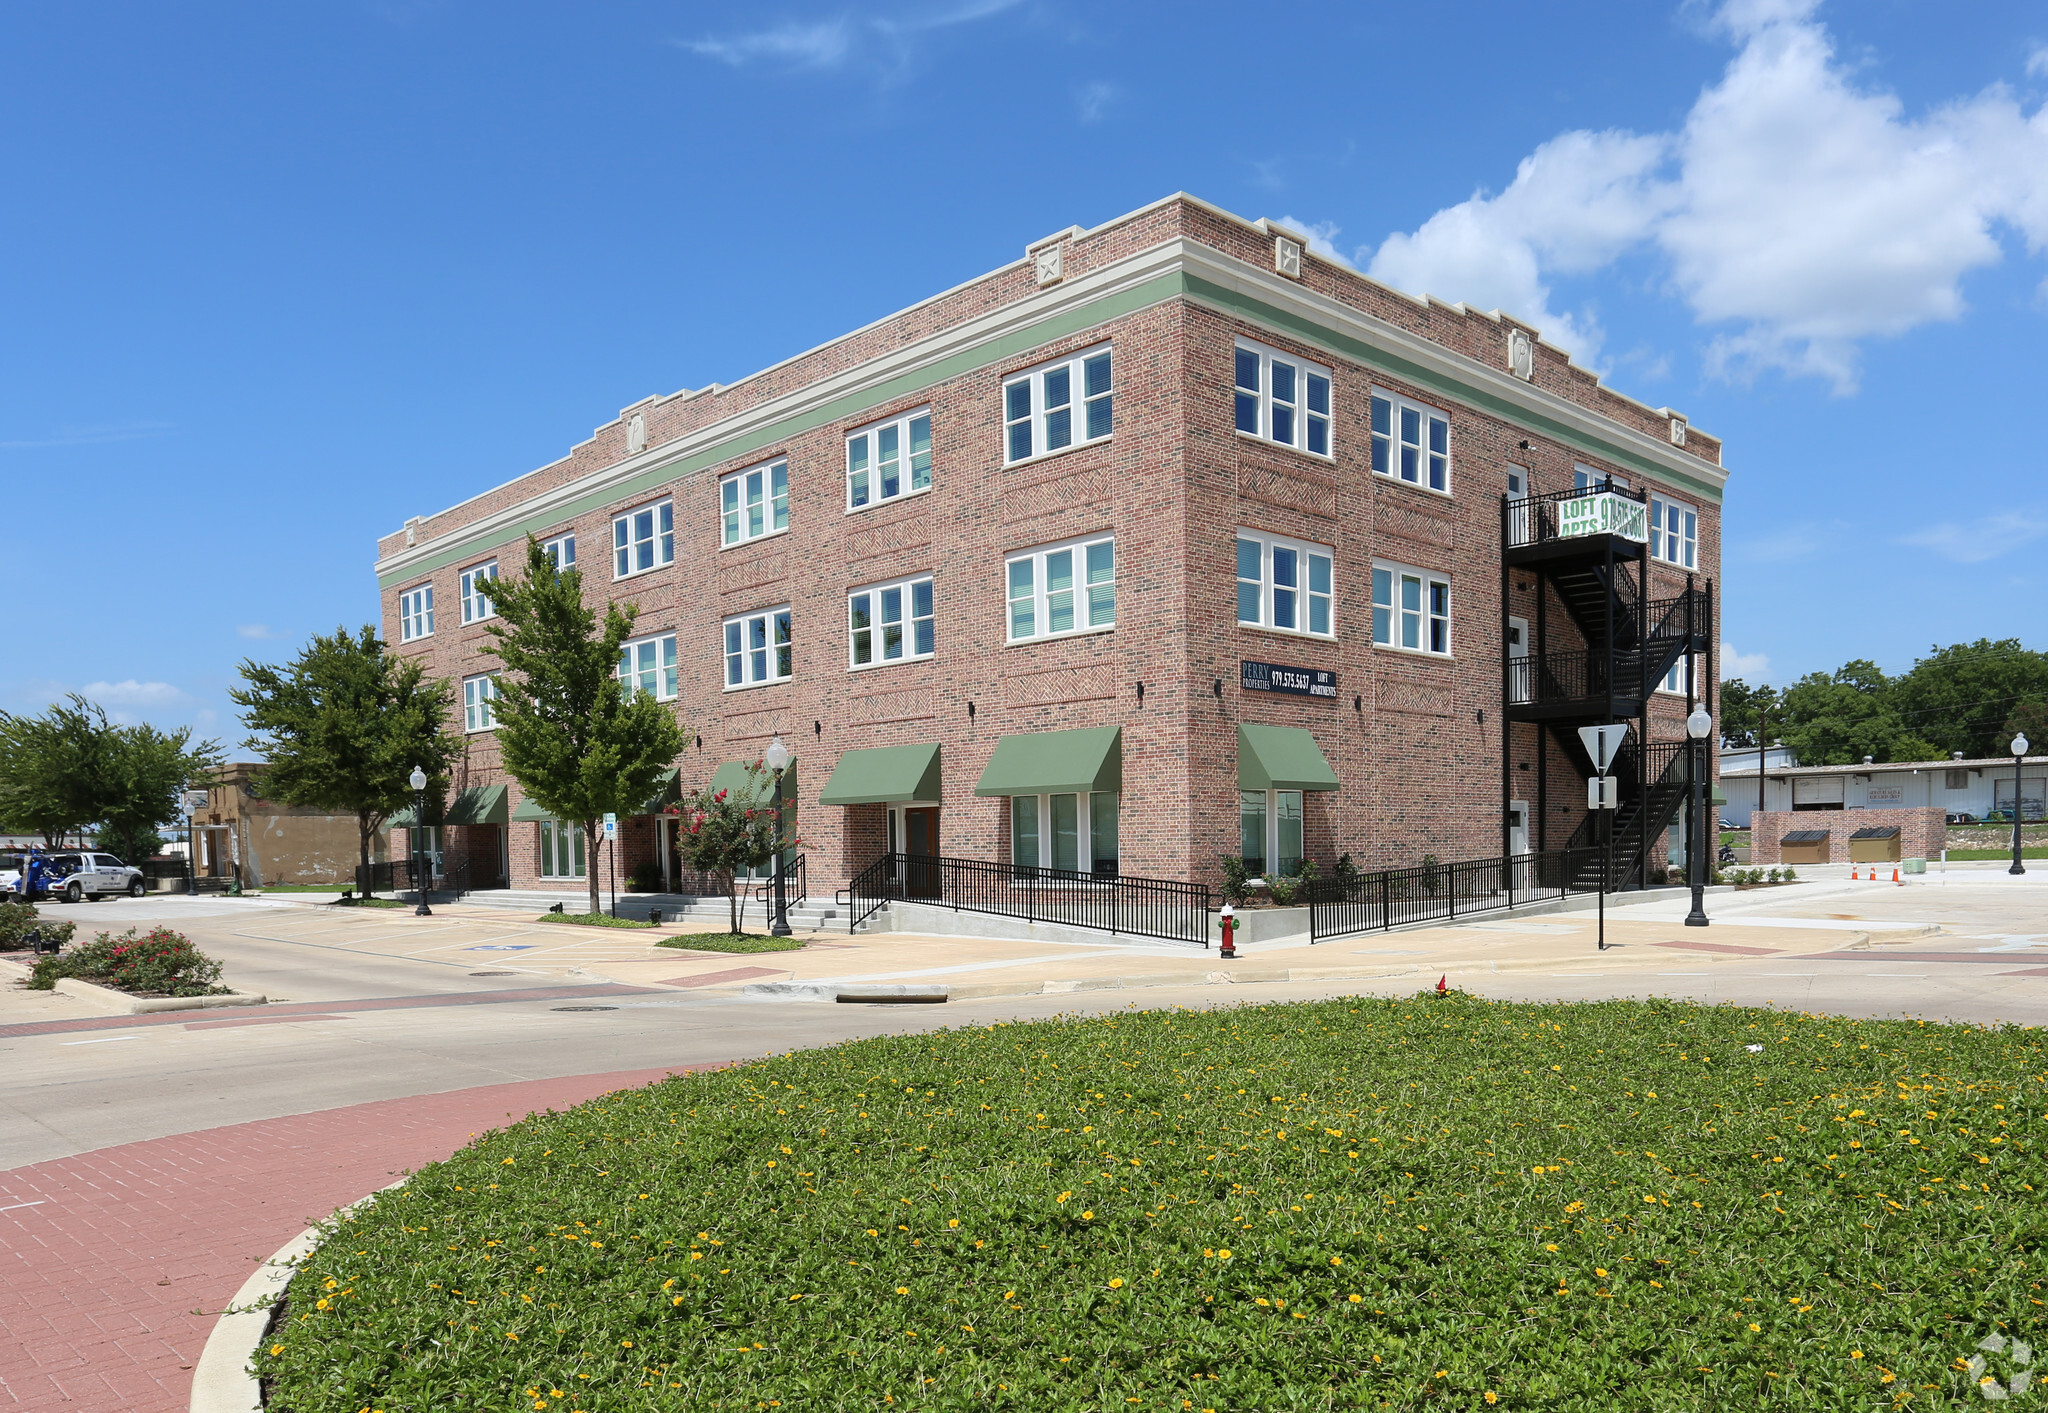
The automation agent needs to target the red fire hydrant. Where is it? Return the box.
[1219,904,1238,959]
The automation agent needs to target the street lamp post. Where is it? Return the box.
[409,765,432,916]
[764,734,792,937]
[1685,706,1713,927]
[2011,734,2030,877]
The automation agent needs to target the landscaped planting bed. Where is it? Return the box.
[261,997,2045,1410]
[657,932,807,954]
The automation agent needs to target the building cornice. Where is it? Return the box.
[377,235,1727,588]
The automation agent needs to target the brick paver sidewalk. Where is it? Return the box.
[0,1065,715,1411]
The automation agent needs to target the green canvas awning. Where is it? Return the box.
[639,767,680,815]
[974,726,1121,797]
[1237,724,1339,792]
[706,758,794,804]
[510,794,554,823]
[819,742,941,806]
[444,784,508,827]
[387,805,415,827]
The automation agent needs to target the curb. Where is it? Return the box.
[0,957,266,1014]
[189,1181,403,1413]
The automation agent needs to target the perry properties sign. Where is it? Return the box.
[1241,660,1337,699]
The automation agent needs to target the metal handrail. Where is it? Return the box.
[1502,482,1649,551]
[845,851,1212,944]
[1307,848,1601,941]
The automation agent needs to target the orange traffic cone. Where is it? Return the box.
[1849,866,1859,880]
[1891,867,1901,884]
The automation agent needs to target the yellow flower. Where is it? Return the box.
[1109,1278,1125,1289]
[1330,1257,1342,1266]
[1595,1268,1608,1277]
[1749,1323,1762,1333]
[1056,1192,1071,1203]
[1255,1298,1271,1307]
[1217,1249,1232,1259]
[896,1287,910,1295]
[1544,1244,1559,1252]
[505,1332,519,1340]
[947,1219,960,1228]
[1349,1294,1362,1303]
[269,1344,283,1356]
[1851,1351,1864,1360]
[1485,1395,1499,1406]
[621,1340,633,1347]
[1081,1211,1094,1220]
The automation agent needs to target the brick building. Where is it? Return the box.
[375,194,1726,898]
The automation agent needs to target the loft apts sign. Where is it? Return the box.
[1241,660,1336,699]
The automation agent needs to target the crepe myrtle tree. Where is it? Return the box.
[486,537,686,917]
[671,761,795,935]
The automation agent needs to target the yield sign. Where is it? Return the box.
[1578,723,1631,774]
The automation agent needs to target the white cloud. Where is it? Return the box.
[683,0,1022,74]
[82,680,186,708]
[1721,641,1773,679]
[236,624,280,640]
[1074,81,1117,124]
[1899,511,2048,564]
[2026,44,2048,79]
[1360,1,2048,392]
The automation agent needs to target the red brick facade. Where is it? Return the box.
[375,196,1726,895]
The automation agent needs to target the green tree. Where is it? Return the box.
[2003,699,2048,754]
[673,764,781,934]
[0,695,218,853]
[231,626,462,875]
[485,538,686,917]
[1715,678,1781,749]
[1774,660,1929,765]
[1890,639,2048,760]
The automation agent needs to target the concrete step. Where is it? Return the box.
[446,887,840,928]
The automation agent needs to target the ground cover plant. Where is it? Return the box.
[539,913,656,929]
[334,896,406,909]
[656,932,806,954]
[261,996,2045,1411]
[30,926,227,996]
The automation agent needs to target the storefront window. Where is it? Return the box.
[1089,792,1119,877]
[1050,793,1079,872]
[1240,791,1266,876]
[1010,792,1119,877]
[1011,796,1039,872]
[1275,791,1304,877]
[1241,790,1304,878]
[539,820,585,879]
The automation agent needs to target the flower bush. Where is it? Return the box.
[0,899,73,952]
[261,995,2044,1411]
[35,926,227,996]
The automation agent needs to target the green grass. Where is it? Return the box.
[656,932,808,954]
[538,912,657,929]
[335,896,407,909]
[261,883,351,892]
[260,996,2047,1412]
[1943,847,2048,861]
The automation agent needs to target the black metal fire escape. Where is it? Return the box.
[1501,482,1712,890]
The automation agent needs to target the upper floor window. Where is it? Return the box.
[463,673,500,732]
[1371,393,1449,494]
[399,584,434,642]
[1657,653,1696,696]
[724,608,792,689]
[1234,342,1331,457]
[1007,534,1115,642]
[1372,561,1450,656]
[722,460,789,547]
[1650,494,1697,569]
[1575,465,1629,491]
[542,533,576,570]
[613,499,674,579]
[459,561,497,624]
[850,575,935,668]
[617,632,679,701]
[847,410,932,509]
[1236,530,1333,637]
[1004,346,1112,463]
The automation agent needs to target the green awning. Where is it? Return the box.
[974,726,1121,797]
[705,758,794,805]
[1709,785,1728,805]
[639,767,680,815]
[387,805,416,827]
[1237,724,1339,792]
[510,794,554,823]
[444,784,508,827]
[819,742,941,806]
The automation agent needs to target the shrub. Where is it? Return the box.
[538,912,655,929]
[627,862,665,894]
[1217,855,1250,908]
[1266,874,1300,906]
[657,933,806,954]
[0,899,48,950]
[1418,853,1443,895]
[1333,853,1362,890]
[1783,866,1798,882]
[1766,867,1783,884]
[42,927,228,997]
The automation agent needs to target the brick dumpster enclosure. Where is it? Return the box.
[1751,807,1946,865]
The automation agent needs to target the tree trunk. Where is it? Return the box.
[585,821,603,918]
[357,811,375,893]
[723,870,739,934]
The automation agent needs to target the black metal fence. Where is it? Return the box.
[1306,848,1600,941]
[842,852,1213,944]
[353,858,471,897]
[1502,483,1649,551]
[747,855,806,914]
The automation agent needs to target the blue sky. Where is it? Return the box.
[3,0,2045,745]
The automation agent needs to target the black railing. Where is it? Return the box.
[354,858,470,898]
[1503,483,1649,552]
[843,852,1213,944]
[748,855,807,915]
[1307,848,1599,941]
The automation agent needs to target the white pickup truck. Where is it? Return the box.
[0,850,147,903]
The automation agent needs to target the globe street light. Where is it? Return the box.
[764,734,792,937]
[408,765,432,916]
[2011,733,2031,877]
[1685,705,1713,927]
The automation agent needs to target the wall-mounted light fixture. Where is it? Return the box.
[813,720,822,737]
[1477,709,1486,724]
[1212,679,1223,698]
[1353,694,1362,712]
[967,701,976,718]
[1518,439,1531,450]
[694,735,702,751]
[1135,681,1145,704]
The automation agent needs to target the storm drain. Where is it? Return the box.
[470,971,515,976]
[552,1005,618,1012]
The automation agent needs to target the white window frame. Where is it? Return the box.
[721,459,790,548]
[398,584,434,642]
[1003,343,1113,464]
[542,532,576,570]
[459,561,498,624]
[849,574,935,670]
[723,607,793,690]
[1005,533,1115,644]
[1370,391,1451,495]
[1008,790,1120,877]
[462,672,501,732]
[845,409,933,511]
[612,499,675,579]
[617,632,679,701]
[1239,788,1305,882]
[538,818,586,879]
[1235,529,1334,638]
[1371,561,1452,657]
[1656,653,1697,696]
[1233,339,1332,458]
[1650,493,1698,570]
[1575,465,1629,491]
